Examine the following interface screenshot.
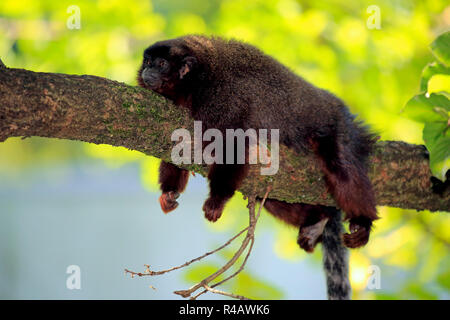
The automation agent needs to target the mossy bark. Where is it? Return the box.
[0,64,448,212]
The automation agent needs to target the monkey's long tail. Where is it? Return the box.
[322,209,351,300]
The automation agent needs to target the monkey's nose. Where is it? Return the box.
[141,69,160,86]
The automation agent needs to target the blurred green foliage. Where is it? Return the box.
[183,247,284,300]
[403,31,449,180]
[0,0,449,299]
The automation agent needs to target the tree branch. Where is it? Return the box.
[0,64,449,211]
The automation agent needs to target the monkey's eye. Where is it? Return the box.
[158,59,168,68]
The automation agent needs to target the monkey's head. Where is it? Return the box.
[137,39,199,99]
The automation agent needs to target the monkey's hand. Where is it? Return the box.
[202,197,225,222]
[159,191,180,213]
[343,217,371,248]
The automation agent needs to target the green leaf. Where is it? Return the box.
[431,31,450,66]
[423,122,450,180]
[402,93,450,123]
[420,62,450,92]
[427,74,450,94]
[427,135,450,181]
[423,121,448,146]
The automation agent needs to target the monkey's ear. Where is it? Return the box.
[179,56,197,79]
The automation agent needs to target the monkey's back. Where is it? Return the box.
[182,36,373,154]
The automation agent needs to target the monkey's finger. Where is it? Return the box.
[159,194,179,214]
[203,208,222,222]
[167,191,180,200]
[297,235,316,253]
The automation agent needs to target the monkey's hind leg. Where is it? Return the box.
[311,134,379,249]
[158,161,190,213]
[298,218,329,252]
[263,199,333,253]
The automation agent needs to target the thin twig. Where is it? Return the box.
[174,186,271,299]
[202,284,250,300]
[191,238,255,300]
[126,186,271,300]
[124,226,249,277]
[191,186,271,300]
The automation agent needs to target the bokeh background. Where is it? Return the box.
[0,0,449,299]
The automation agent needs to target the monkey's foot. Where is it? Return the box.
[343,220,370,248]
[202,197,225,222]
[297,218,329,253]
[159,191,180,213]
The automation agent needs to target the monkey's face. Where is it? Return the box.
[137,41,197,99]
[139,56,170,91]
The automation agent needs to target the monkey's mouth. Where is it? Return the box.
[143,77,162,89]
[141,69,163,89]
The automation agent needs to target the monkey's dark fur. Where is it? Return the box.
[138,35,379,300]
